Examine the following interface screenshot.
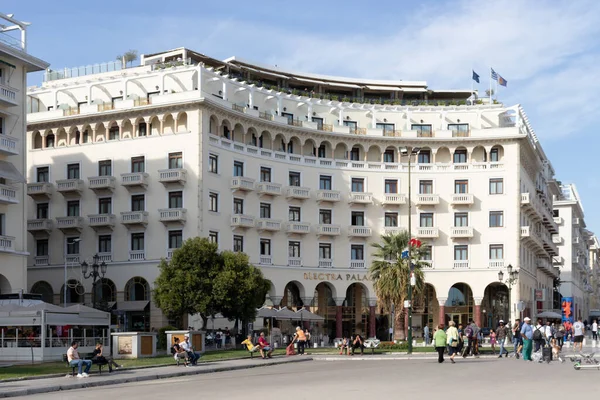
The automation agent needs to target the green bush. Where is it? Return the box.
[158,325,177,350]
[377,341,409,350]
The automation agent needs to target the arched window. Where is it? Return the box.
[124,277,149,301]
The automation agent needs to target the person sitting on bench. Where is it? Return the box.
[67,341,92,378]
[351,334,365,356]
[242,335,261,356]
[172,337,189,366]
[181,334,200,365]
[91,343,121,373]
[258,332,273,359]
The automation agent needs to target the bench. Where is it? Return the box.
[241,344,261,358]
[63,353,108,376]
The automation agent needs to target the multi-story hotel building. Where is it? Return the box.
[25,47,562,338]
[589,236,600,315]
[0,14,48,296]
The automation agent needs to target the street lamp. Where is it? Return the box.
[81,254,108,309]
[498,264,519,322]
[400,146,420,355]
[64,238,82,306]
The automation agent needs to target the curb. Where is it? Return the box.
[0,357,312,398]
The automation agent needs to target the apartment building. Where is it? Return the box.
[0,14,48,296]
[589,236,600,315]
[25,47,561,337]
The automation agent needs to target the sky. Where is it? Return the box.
[5,0,600,232]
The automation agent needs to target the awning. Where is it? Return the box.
[400,87,428,93]
[293,77,326,85]
[0,59,16,69]
[537,311,562,319]
[326,82,362,89]
[116,301,149,312]
[0,160,26,183]
[365,85,401,91]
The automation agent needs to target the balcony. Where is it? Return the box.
[159,208,187,224]
[0,134,18,156]
[0,236,14,253]
[0,184,17,204]
[121,172,149,189]
[488,260,505,268]
[97,252,112,263]
[288,257,302,267]
[553,256,564,265]
[256,182,282,197]
[66,255,80,264]
[158,169,187,185]
[316,224,341,237]
[349,192,373,204]
[230,214,255,229]
[120,211,149,227]
[0,83,18,107]
[573,218,580,226]
[450,226,474,239]
[286,222,311,235]
[382,194,407,205]
[453,261,470,269]
[451,193,474,206]
[573,237,580,244]
[520,226,545,253]
[56,179,84,196]
[55,216,84,233]
[256,218,282,232]
[27,183,53,199]
[129,250,145,261]
[88,176,116,193]
[416,227,439,238]
[316,190,341,203]
[88,214,116,230]
[348,226,373,237]
[553,216,563,225]
[552,235,563,244]
[230,176,255,192]
[416,194,440,206]
[286,186,311,200]
[27,219,53,235]
[259,255,272,265]
[34,256,49,266]
[350,260,366,269]
[319,259,333,268]
[383,227,405,236]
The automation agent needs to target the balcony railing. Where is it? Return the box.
[350,260,366,269]
[121,172,149,188]
[27,219,53,233]
[0,184,17,204]
[286,222,311,234]
[27,183,53,198]
[382,194,407,205]
[55,216,84,232]
[451,193,474,206]
[88,176,116,192]
[288,257,302,267]
[0,83,18,107]
[88,214,116,229]
[316,224,341,236]
[349,192,373,204]
[450,226,474,238]
[286,186,311,200]
[488,259,505,268]
[158,169,187,184]
[34,256,49,266]
[159,208,187,223]
[256,218,282,231]
[453,260,470,269]
[56,179,84,195]
[230,176,255,192]
[259,255,272,265]
[416,227,439,238]
[0,235,15,253]
[383,227,405,236]
[129,250,145,261]
[416,194,440,206]
[256,182,282,196]
[231,214,255,229]
[0,134,18,156]
[316,190,341,202]
[259,111,274,121]
[348,226,372,237]
[97,252,112,263]
[120,211,149,226]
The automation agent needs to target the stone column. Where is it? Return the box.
[438,298,447,328]
[368,299,377,338]
[474,297,483,327]
[335,297,345,339]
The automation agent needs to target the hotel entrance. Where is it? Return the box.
[444,283,473,326]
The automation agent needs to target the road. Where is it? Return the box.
[16,356,599,399]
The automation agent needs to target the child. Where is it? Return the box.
[339,336,349,355]
[490,329,497,354]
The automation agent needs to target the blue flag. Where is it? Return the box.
[498,75,507,87]
[401,250,409,259]
[491,68,498,81]
[472,70,480,83]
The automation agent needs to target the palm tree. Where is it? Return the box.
[369,231,430,341]
[116,50,138,68]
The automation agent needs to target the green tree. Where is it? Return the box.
[369,231,429,340]
[116,49,138,68]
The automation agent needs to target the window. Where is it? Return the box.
[453,180,468,194]
[349,147,360,161]
[317,143,326,158]
[454,245,468,260]
[131,233,145,251]
[422,247,432,261]
[98,160,112,176]
[489,178,504,194]
[208,231,219,244]
[66,237,80,255]
[99,235,112,253]
[168,191,183,208]
[411,124,432,137]
[168,152,183,169]
[385,179,398,194]
[111,96,123,105]
[260,203,271,219]
[74,130,80,144]
[553,209,559,218]
[209,154,218,173]
[209,192,219,212]
[36,239,49,257]
[138,122,147,137]
[46,134,55,147]
[82,130,89,144]
[131,195,144,211]
[36,167,49,183]
[67,200,80,217]
[260,239,271,255]
[288,241,301,258]
[289,206,301,222]
[131,156,145,173]
[169,230,183,249]
[319,175,332,190]
[289,171,301,187]
[109,126,119,140]
[351,178,364,192]
[67,163,80,179]
[420,213,433,227]
[313,117,324,131]
[419,180,433,194]
[376,123,395,133]
[448,123,469,137]
[383,149,395,163]
[98,198,112,214]
[351,211,364,226]
[351,244,364,260]
[37,203,49,219]
[490,148,499,162]
[319,243,332,260]
[233,198,244,214]
[0,213,3,235]
[233,235,244,252]
[418,150,431,164]
[260,167,271,182]
[385,213,398,227]
[319,209,332,224]
[454,212,468,227]
[489,211,504,227]
[490,244,504,260]
[453,150,467,163]
[233,161,244,177]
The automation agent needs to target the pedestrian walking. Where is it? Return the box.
[533,319,545,353]
[592,320,598,341]
[521,317,534,361]
[512,319,523,358]
[496,320,509,358]
[424,324,430,346]
[573,317,585,352]
[555,323,565,349]
[490,330,497,354]
[433,324,447,363]
[446,321,459,364]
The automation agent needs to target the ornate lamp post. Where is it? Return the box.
[81,254,108,309]
[498,264,519,322]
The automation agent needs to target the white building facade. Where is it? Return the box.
[0,14,48,296]
[25,48,561,338]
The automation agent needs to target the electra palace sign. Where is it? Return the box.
[303,272,370,282]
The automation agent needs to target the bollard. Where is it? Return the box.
[314,342,318,348]
[413,340,416,347]
[321,341,324,347]
[274,342,278,349]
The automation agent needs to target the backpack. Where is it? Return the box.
[533,326,543,340]
[464,326,473,339]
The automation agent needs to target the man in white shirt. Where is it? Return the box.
[181,334,200,365]
[67,341,92,378]
[592,320,598,341]
[573,317,585,352]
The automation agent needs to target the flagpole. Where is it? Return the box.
[489,68,492,104]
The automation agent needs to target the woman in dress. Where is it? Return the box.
[433,324,447,364]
